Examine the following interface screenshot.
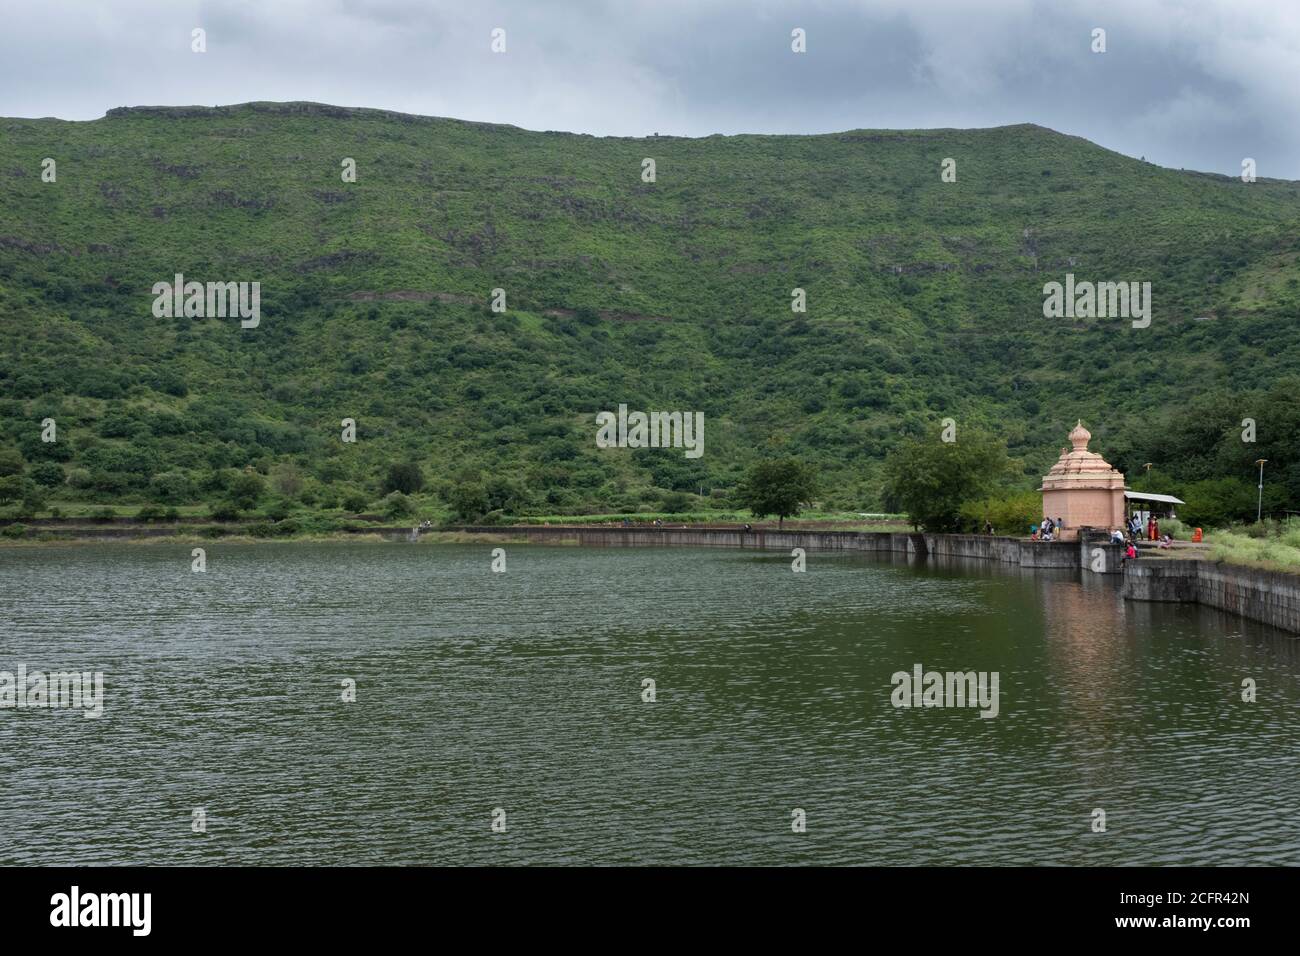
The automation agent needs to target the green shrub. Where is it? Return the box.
[227,472,266,510]
[660,491,692,514]
[209,502,241,522]
[448,481,489,522]
[382,491,416,519]
[383,462,425,495]
[150,471,195,503]
[30,462,66,487]
[959,489,1040,536]
[264,499,293,522]
[0,449,26,477]
[0,475,30,506]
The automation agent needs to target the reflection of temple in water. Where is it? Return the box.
[1042,575,1127,677]
[1031,571,1137,756]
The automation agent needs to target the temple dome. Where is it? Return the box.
[1041,421,1125,486]
[1068,419,1091,451]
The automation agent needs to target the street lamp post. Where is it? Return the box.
[1140,464,1153,528]
[1256,459,1268,523]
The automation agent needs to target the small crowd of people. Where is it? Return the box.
[1027,512,1176,560]
[1110,513,1174,563]
[1109,527,1141,562]
[1030,516,1065,541]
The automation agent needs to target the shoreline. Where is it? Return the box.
[6,522,1299,634]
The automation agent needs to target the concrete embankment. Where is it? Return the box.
[8,518,1297,634]
[455,525,1299,634]
[1122,559,1300,634]
[453,525,1123,572]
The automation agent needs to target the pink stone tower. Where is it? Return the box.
[1038,421,1127,541]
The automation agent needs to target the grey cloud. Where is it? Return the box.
[0,0,1296,177]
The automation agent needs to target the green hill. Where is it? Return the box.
[2,101,1299,518]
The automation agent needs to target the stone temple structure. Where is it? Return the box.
[1039,421,1127,541]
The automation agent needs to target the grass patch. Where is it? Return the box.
[1207,527,1300,571]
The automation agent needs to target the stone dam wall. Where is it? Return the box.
[1122,559,1300,634]
[455,525,1121,572]
[456,525,1298,635]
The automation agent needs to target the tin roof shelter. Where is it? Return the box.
[1123,491,1185,506]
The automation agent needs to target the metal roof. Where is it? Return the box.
[1124,491,1185,505]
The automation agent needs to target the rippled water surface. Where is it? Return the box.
[1,542,1297,865]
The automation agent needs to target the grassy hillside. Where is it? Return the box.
[2,101,1299,518]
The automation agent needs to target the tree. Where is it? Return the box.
[0,448,25,477]
[0,475,32,506]
[264,499,294,521]
[484,475,530,514]
[150,470,194,503]
[1179,477,1269,528]
[269,463,305,498]
[660,491,691,514]
[882,430,1013,532]
[209,501,241,522]
[30,462,66,488]
[227,471,265,510]
[959,490,1039,535]
[1129,467,1181,496]
[19,486,47,516]
[448,480,490,523]
[382,491,416,520]
[736,458,817,528]
[383,461,424,495]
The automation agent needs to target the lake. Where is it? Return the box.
[1,541,1296,865]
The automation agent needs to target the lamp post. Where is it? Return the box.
[1256,459,1268,523]
[1140,464,1153,528]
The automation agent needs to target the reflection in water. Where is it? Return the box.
[1043,574,1128,718]
[0,542,1296,866]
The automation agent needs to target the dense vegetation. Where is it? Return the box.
[2,102,1299,523]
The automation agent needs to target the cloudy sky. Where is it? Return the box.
[3,0,1298,178]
